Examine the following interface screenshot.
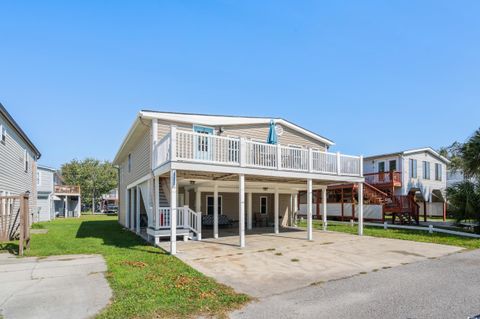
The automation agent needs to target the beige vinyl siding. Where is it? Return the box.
[157,121,327,151]
[118,126,152,225]
[0,114,37,214]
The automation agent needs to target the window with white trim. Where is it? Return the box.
[409,159,417,178]
[423,161,430,179]
[24,149,29,173]
[260,196,268,215]
[0,124,5,144]
[206,195,222,215]
[37,171,42,186]
[435,163,442,181]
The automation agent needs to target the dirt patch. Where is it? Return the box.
[121,260,148,268]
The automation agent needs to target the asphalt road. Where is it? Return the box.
[231,249,480,319]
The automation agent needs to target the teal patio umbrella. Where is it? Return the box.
[267,120,278,144]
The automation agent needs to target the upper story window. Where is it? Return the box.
[435,163,442,181]
[37,171,42,186]
[0,124,5,144]
[24,149,29,173]
[409,159,417,178]
[389,160,397,172]
[128,154,132,173]
[378,162,385,173]
[423,161,431,179]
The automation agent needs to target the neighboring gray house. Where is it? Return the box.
[0,103,41,212]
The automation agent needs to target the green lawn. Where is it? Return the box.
[299,220,480,250]
[1,216,249,319]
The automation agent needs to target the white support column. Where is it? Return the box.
[77,197,81,217]
[170,170,177,255]
[322,187,327,231]
[358,182,364,236]
[195,188,201,212]
[247,192,252,230]
[293,192,298,226]
[154,177,160,229]
[289,194,293,226]
[136,186,140,234]
[126,191,129,227]
[307,179,313,241]
[274,188,279,234]
[130,189,135,231]
[213,183,219,239]
[185,189,190,209]
[64,197,68,218]
[239,174,245,248]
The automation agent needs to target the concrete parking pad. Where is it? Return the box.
[0,254,112,319]
[161,229,463,298]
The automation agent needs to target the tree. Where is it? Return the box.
[461,128,480,178]
[61,158,118,212]
[447,181,480,233]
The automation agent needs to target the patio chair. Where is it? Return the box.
[254,213,268,227]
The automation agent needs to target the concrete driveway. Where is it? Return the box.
[0,254,111,319]
[162,228,462,298]
[231,249,480,319]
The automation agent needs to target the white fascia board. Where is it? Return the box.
[157,161,364,183]
[113,113,142,165]
[403,148,451,164]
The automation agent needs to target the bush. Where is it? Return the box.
[447,181,480,232]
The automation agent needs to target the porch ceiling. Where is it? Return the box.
[160,170,356,187]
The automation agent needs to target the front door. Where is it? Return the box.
[193,125,214,161]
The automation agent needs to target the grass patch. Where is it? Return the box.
[291,258,300,262]
[7,216,249,319]
[274,252,283,256]
[31,223,45,229]
[299,220,480,250]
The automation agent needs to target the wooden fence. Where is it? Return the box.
[0,194,30,255]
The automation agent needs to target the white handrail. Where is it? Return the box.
[152,130,362,177]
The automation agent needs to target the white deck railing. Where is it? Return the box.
[155,206,202,237]
[152,127,362,177]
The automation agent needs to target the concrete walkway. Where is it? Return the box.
[0,254,112,319]
[161,228,462,298]
[231,249,480,319]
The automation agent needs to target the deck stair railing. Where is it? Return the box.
[155,206,202,239]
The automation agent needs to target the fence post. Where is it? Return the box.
[350,219,354,227]
[384,221,388,230]
[429,224,433,234]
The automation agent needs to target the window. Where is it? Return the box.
[409,159,417,178]
[435,163,442,181]
[206,195,222,215]
[423,161,431,179]
[260,196,268,215]
[37,171,42,186]
[378,162,385,173]
[389,160,397,172]
[128,154,132,173]
[24,149,29,173]
[0,124,5,144]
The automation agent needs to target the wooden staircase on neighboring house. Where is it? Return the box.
[354,182,420,225]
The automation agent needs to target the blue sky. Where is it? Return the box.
[1,1,479,168]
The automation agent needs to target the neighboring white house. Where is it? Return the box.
[364,148,450,218]
[0,103,41,215]
[36,166,82,221]
[36,165,56,222]
[113,110,365,255]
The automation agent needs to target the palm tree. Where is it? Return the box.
[461,128,480,178]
